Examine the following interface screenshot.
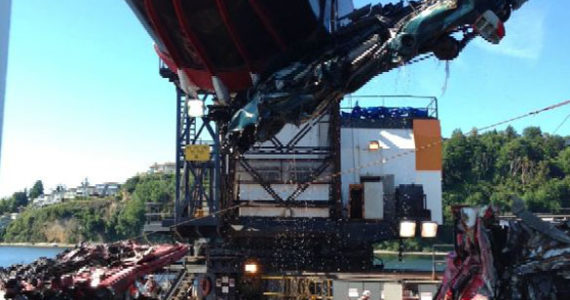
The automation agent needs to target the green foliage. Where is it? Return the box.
[443,126,570,222]
[0,173,175,243]
[29,180,44,199]
[0,198,11,215]
[123,175,141,194]
[0,191,29,214]
[3,199,117,243]
[11,192,29,210]
[115,174,175,238]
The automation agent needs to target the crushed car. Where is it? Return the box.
[435,198,570,300]
[226,0,529,151]
[0,241,188,299]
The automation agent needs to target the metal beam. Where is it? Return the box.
[172,0,216,74]
[248,0,287,51]
[214,0,255,71]
[173,91,220,223]
[174,88,183,223]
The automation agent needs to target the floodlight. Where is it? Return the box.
[368,141,380,151]
[187,99,204,117]
[244,262,259,274]
[421,221,438,238]
[399,220,416,238]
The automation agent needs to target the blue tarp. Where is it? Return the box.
[341,106,429,120]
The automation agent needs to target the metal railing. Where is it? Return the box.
[342,94,439,119]
[431,244,453,279]
[145,202,173,225]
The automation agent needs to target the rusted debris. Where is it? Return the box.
[0,241,188,299]
[436,200,570,299]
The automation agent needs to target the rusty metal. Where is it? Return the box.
[0,241,188,299]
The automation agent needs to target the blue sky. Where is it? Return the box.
[0,0,568,197]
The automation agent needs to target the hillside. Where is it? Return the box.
[1,126,569,242]
[0,173,175,243]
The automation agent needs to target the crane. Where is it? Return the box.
[124,0,531,298]
[126,0,527,151]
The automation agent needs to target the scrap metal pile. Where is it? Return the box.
[0,241,188,299]
[227,0,530,151]
[436,199,570,300]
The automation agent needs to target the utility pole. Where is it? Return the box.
[0,0,12,168]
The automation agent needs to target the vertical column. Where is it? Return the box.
[183,99,191,217]
[212,121,220,214]
[330,102,342,218]
[0,0,12,167]
[175,88,183,223]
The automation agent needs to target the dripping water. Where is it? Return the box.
[441,60,450,97]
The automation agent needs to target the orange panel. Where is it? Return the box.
[413,119,442,171]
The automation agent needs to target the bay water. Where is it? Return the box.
[0,246,65,267]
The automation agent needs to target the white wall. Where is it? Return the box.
[0,0,11,167]
[238,116,332,210]
[415,171,443,223]
[340,127,442,223]
[239,184,330,202]
[250,116,330,150]
[340,128,416,206]
[239,206,329,218]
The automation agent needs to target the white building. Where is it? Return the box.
[75,185,96,197]
[33,192,64,207]
[64,188,77,200]
[95,182,120,197]
[148,162,176,174]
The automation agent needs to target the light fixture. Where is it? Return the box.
[368,140,380,151]
[399,220,416,238]
[187,98,204,117]
[244,262,259,274]
[421,221,438,238]
[230,224,244,231]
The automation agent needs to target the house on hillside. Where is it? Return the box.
[148,162,176,175]
[94,183,121,197]
[33,191,64,207]
[64,188,76,200]
[75,185,96,197]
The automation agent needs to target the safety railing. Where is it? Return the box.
[431,244,453,279]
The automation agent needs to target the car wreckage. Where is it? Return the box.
[0,242,188,299]
[436,199,570,300]
[127,0,528,151]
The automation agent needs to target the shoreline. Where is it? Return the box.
[0,242,74,248]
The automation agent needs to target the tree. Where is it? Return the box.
[0,198,11,215]
[523,127,542,139]
[11,191,29,210]
[123,175,141,194]
[557,147,570,175]
[442,125,570,222]
[29,180,44,199]
[504,125,518,140]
